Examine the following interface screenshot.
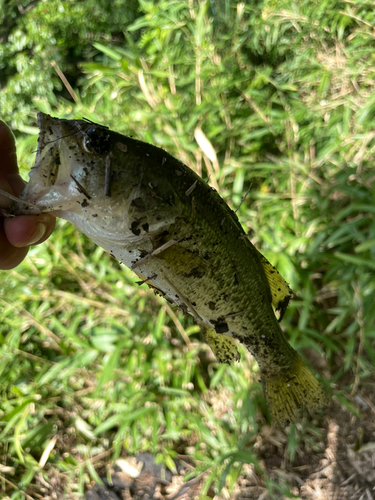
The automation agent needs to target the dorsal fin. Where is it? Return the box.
[255,249,293,321]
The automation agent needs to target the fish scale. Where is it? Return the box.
[10,112,327,427]
[134,182,292,365]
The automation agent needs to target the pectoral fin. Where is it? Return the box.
[201,324,240,364]
[256,249,293,321]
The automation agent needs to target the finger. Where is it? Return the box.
[0,120,17,173]
[0,219,29,270]
[4,214,56,248]
[0,120,25,207]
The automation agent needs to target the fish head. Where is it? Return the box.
[11,113,183,245]
[15,113,137,213]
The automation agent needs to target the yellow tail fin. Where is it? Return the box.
[262,355,327,428]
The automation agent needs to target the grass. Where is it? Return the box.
[1,0,375,498]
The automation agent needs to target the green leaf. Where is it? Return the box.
[355,238,375,253]
[334,252,375,269]
[92,42,122,61]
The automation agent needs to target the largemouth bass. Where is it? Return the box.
[10,113,326,427]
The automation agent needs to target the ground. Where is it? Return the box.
[34,378,375,500]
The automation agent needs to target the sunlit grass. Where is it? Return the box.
[1,0,375,498]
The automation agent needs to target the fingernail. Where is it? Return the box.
[37,214,52,223]
[28,223,47,245]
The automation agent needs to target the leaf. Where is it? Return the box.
[94,407,155,435]
[355,238,375,253]
[93,42,122,61]
[334,252,375,269]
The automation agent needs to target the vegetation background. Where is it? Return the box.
[1,0,375,498]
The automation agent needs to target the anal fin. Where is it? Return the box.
[201,325,240,364]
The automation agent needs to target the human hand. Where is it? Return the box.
[0,120,56,270]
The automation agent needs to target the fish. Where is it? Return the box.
[9,112,327,427]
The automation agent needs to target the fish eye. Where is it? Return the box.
[83,126,111,155]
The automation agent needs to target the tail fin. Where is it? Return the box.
[262,355,327,428]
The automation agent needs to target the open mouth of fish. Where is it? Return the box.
[13,113,97,215]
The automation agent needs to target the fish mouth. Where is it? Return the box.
[34,113,64,188]
[12,113,84,215]
[33,113,62,187]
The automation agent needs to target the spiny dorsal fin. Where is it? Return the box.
[255,249,293,321]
